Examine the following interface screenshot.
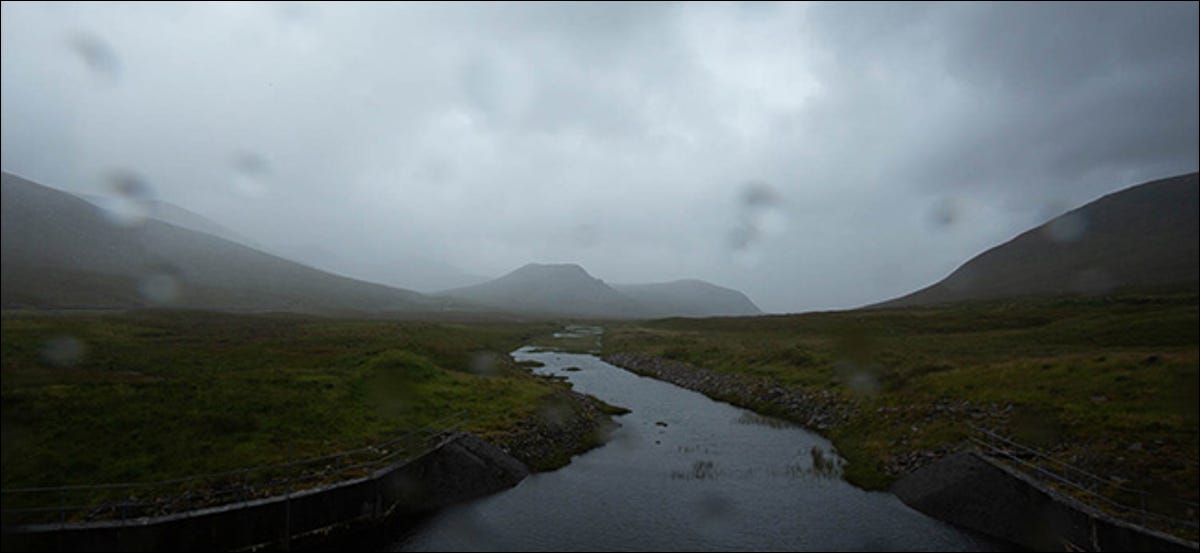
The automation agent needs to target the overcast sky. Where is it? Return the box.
[2,2,1197,313]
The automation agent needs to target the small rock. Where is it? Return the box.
[655,421,669,427]
[1127,442,1143,451]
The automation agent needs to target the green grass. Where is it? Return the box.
[603,293,1199,534]
[1,310,562,494]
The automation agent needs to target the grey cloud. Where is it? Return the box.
[1,2,1195,312]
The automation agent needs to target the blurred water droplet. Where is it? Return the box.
[728,225,758,251]
[695,491,734,521]
[613,428,643,451]
[741,181,780,208]
[231,151,271,198]
[928,197,960,229]
[468,352,498,375]
[139,272,180,305]
[1070,267,1116,295]
[539,400,572,428]
[68,32,121,81]
[1043,212,1087,243]
[833,357,881,396]
[275,1,310,21]
[97,170,155,227]
[41,336,87,367]
[846,370,880,395]
[729,180,785,263]
[732,247,764,269]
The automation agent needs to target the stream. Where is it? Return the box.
[392,338,1003,551]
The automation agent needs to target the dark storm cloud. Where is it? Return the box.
[2,2,1196,312]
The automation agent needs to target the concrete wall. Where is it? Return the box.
[892,451,1198,552]
[1,432,530,552]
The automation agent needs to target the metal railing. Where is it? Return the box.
[1,412,468,527]
[969,424,1198,535]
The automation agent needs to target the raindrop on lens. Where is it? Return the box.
[231,151,271,197]
[67,32,121,81]
[139,273,180,305]
[98,170,155,227]
[41,336,87,367]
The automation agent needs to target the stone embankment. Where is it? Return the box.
[494,389,623,472]
[894,452,1199,552]
[603,352,854,431]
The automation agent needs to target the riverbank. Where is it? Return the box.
[2,336,626,552]
[393,347,994,552]
[601,351,1199,551]
[0,312,616,524]
[491,388,629,472]
[600,294,1198,543]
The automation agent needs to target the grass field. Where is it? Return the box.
[0,310,570,501]
[602,293,1199,536]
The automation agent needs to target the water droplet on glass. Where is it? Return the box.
[231,151,271,198]
[846,370,880,395]
[695,491,734,521]
[928,197,960,229]
[468,352,498,375]
[97,170,155,227]
[1070,267,1116,295]
[41,336,87,367]
[729,180,786,263]
[728,225,758,251]
[539,401,572,428]
[741,181,780,208]
[1043,212,1087,243]
[67,32,122,81]
[139,272,180,305]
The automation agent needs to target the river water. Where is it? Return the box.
[392,344,1003,551]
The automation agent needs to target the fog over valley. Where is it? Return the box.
[3,2,1196,312]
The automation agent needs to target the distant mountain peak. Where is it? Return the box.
[441,261,761,318]
[511,262,593,277]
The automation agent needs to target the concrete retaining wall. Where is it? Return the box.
[892,451,1198,552]
[1,432,529,552]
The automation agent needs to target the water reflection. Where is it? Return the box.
[393,346,1004,552]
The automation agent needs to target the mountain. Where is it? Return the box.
[78,193,258,248]
[613,280,761,317]
[440,263,644,318]
[441,263,763,319]
[878,172,1199,308]
[269,242,488,294]
[1,171,442,314]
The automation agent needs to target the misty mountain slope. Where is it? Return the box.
[878,172,1199,308]
[1,172,440,313]
[440,263,647,319]
[441,263,763,319]
[613,280,761,317]
[77,192,258,247]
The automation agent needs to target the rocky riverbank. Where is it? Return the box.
[603,351,969,480]
[491,388,627,472]
[603,352,855,431]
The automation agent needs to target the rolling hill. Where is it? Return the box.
[877,172,1199,308]
[612,280,761,317]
